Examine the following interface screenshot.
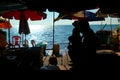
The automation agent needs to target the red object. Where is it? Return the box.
[12,36,21,48]
[0,21,12,29]
[1,9,46,20]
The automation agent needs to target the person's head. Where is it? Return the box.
[78,19,91,33]
[49,57,58,65]
[72,21,80,27]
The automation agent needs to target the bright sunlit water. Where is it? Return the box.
[3,24,120,50]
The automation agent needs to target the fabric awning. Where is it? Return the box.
[1,9,47,20]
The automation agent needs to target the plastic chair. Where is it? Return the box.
[12,36,21,48]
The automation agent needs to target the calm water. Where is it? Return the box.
[3,24,120,50]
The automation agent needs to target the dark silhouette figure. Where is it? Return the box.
[78,19,97,64]
[68,19,98,70]
[67,20,83,70]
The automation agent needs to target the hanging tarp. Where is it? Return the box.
[54,10,105,21]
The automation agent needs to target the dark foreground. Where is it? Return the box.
[1,47,120,79]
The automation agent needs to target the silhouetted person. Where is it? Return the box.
[68,20,83,70]
[78,19,97,64]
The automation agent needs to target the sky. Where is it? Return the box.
[10,9,120,26]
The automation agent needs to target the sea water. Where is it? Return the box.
[3,24,120,50]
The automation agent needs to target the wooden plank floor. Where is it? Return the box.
[43,49,120,70]
[43,50,72,70]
